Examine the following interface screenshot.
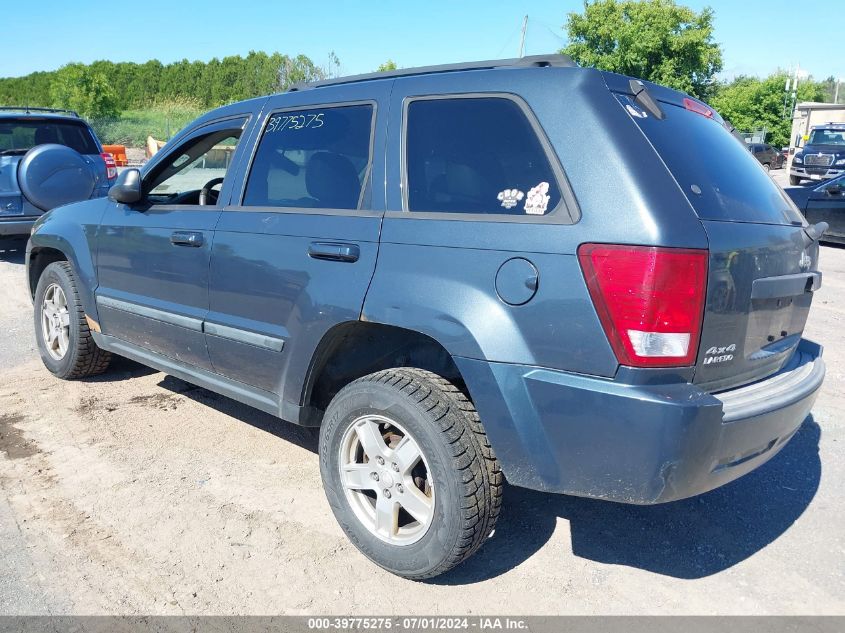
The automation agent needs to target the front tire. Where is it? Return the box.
[34,261,111,379]
[319,368,502,579]
[790,175,801,185]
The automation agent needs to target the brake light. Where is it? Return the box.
[578,244,708,368]
[101,152,117,180]
[683,97,713,119]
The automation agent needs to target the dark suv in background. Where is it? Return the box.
[0,107,116,236]
[25,56,826,580]
[790,123,845,185]
[749,142,784,171]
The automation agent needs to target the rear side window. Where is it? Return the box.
[405,97,561,216]
[242,104,374,210]
[0,119,99,155]
[622,96,803,225]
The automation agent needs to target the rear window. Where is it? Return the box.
[0,118,99,155]
[619,96,803,225]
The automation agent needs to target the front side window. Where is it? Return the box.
[147,124,244,205]
[405,97,561,216]
[242,104,374,210]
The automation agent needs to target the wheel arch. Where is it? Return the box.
[28,246,70,298]
[299,321,468,416]
[28,232,99,321]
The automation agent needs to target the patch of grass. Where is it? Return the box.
[91,99,204,147]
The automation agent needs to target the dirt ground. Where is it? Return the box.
[0,235,843,615]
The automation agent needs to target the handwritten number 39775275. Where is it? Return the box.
[266,113,325,133]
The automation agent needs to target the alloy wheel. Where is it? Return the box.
[338,414,435,545]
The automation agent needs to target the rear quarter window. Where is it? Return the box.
[620,96,803,225]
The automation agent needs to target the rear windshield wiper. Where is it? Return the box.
[805,222,828,242]
[629,79,665,120]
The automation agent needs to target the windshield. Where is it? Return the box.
[807,129,845,146]
[0,119,99,155]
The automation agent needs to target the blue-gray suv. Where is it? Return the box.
[1,107,116,235]
[25,56,827,579]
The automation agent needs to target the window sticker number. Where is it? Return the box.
[266,113,324,133]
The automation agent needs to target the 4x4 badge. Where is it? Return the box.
[799,251,812,271]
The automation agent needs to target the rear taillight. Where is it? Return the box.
[578,244,708,368]
[101,152,117,180]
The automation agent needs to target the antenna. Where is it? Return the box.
[518,15,528,58]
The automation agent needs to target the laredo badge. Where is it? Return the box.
[524,182,550,215]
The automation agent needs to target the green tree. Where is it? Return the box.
[711,73,827,148]
[562,0,722,100]
[50,63,120,118]
[377,59,398,72]
[0,51,331,110]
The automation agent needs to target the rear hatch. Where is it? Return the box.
[0,116,110,218]
[613,81,821,392]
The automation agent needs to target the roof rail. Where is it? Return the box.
[288,54,576,92]
[0,106,80,117]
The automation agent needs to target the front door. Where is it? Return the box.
[95,115,253,369]
[204,83,388,408]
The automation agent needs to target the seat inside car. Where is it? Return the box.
[34,126,60,145]
[304,151,361,209]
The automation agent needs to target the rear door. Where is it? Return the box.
[205,83,387,401]
[621,92,821,391]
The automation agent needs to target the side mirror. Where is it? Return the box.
[108,169,142,204]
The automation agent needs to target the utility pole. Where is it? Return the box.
[835,78,843,104]
[518,15,528,58]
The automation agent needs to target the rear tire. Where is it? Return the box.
[34,261,111,379]
[789,175,801,185]
[319,368,502,579]
[763,162,771,173]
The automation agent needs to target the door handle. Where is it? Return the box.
[308,242,360,263]
[170,231,204,247]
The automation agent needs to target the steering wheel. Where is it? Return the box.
[199,177,225,206]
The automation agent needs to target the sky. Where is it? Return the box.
[2,1,843,83]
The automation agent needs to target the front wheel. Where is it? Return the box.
[33,261,111,379]
[319,368,502,579]
[789,175,801,185]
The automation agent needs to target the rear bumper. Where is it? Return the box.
[456,339,824,504]
[0,218,36,236]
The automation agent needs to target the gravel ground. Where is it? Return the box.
[0,234,844,615]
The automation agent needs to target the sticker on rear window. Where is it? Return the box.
[497,188,524,209]
[524,182,550,215]
[625,103,648,119]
